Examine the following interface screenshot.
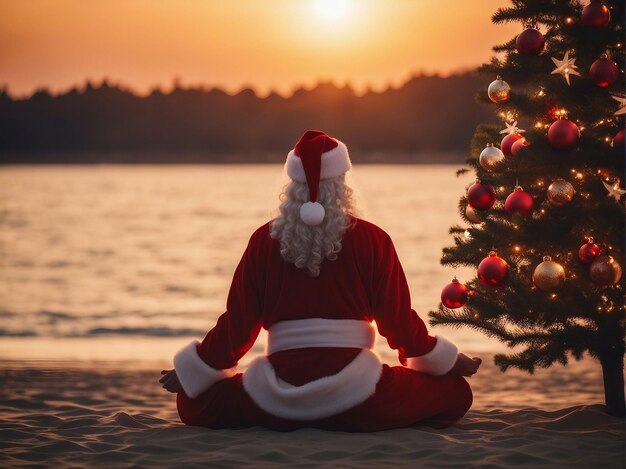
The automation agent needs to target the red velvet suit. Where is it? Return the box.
[175,217,472,431]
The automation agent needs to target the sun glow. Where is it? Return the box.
[314,0,351,20]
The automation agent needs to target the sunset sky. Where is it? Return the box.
[0,0,519,98]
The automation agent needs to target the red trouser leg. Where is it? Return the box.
[313,365,473,432]
[176,365,473,432]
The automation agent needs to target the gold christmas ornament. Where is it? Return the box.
[465,204,482,224]
[533,256,566,292]
[547,179,575,206]
[479,144,505,172]
[590,255,623,287]
[488,76,511,103]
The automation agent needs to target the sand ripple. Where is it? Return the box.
[1,365,623,467]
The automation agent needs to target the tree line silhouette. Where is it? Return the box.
[0,72,497,164]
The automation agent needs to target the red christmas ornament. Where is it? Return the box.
[590,254,622,287]
[581,0,611,27]
[467,181,496,210]
[501,133,523,157]
[578,238,601,264]
[589,56,618,87]
[613,129,625,150]
[515,28,545,55]
[441,278,468,309]
[510,137,530,157]
[504,186,534,216]
[478,251,509,287]
[548,118,580,150]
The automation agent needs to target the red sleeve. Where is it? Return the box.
[369,230,437,365]
[196,230,264,369]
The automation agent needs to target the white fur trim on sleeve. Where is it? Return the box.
[173,340,237,398]
[406,336,458,376]
[285,140,352,183]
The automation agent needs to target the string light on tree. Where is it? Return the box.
[551,50,582,85]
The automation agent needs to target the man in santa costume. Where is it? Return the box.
[160,130,481,431]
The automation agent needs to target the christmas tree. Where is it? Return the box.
[430,0,625,417]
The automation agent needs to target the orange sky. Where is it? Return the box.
[0,0,519,98]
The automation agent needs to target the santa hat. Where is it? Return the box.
[285,130,352,226]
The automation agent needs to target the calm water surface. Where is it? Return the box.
[1,164,504,365]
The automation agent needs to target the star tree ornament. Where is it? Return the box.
[500,120,525,136]
[611,95,626,116]
[551,51,582,86]
[488,76,511,103]
[602,179,626,202]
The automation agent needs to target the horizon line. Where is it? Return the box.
[1,65,481,101]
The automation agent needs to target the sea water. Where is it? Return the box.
[0,164,502,366]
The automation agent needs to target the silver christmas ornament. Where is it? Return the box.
[465,205,482,224]
[488,76,511,103]
[479,144,505,172]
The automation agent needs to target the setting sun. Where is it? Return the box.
[0,0,519,98]
[314,0,351,20]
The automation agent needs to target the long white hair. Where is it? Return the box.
[270,175,357,277]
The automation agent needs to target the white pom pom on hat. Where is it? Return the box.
[300,201,326,226]
[285,130,352,226]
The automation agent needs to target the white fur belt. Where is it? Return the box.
[243,318,382,420]
[266,318,376,354]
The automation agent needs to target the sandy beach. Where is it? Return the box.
[1,355,623,468]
